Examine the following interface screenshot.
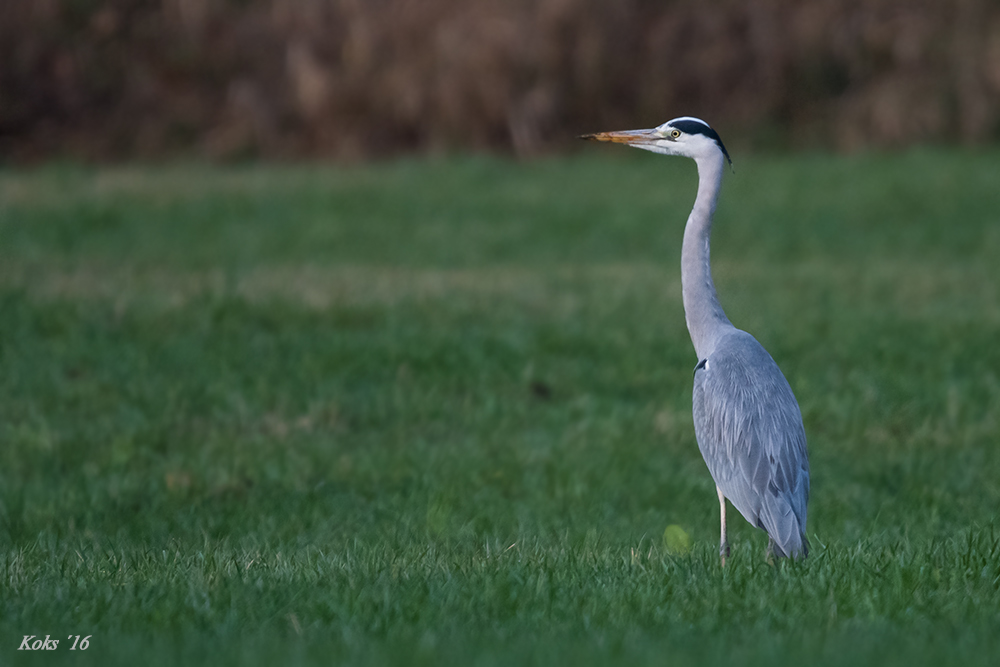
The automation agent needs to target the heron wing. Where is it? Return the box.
[692,330,810,557]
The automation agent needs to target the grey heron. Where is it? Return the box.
[582,117,810,563]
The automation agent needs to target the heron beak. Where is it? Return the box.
[578,129,660,145]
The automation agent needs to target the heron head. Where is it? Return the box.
[580,116,732,167]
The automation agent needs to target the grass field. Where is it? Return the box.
[2,149,1000,665]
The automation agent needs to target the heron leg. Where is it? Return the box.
[717,485,730,566]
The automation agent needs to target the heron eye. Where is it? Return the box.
[670,129,681,139]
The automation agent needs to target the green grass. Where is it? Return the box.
[1,149,999,665]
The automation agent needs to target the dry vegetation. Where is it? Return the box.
[3,0,1000,159]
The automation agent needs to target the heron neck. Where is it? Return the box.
[681,153,734,359]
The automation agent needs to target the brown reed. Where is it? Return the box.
[2,0,999,160]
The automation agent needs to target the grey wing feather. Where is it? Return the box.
[692,330,810,558]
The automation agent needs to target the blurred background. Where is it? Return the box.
[4,0,1000,161]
